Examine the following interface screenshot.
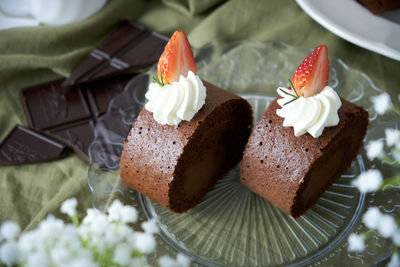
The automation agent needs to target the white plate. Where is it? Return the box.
[296,0,400,61]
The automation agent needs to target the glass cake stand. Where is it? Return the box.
[87,41,399,266]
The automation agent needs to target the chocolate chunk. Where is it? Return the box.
[48,120,95,161]
[20,73,137,161]
[62,22,168,86]
[84,74,133,117]
[0,125,68,166]
[20,80,91,130]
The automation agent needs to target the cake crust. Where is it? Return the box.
[240,97,369,217]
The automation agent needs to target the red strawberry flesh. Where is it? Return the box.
[157,31,196,84]
[291,45,329,97]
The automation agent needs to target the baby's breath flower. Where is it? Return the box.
[0,198,188,267]
[38,215,65,239]
[371,93,392,115]
[366,140,385,161]
[176,253,191,267]
[83,209,109,234]
[0,242,18,265]
[377,214,397,238]
[133,232,156,254]
[113,243,132,266]
[158,255,176,267]
[348,233,365,252]
[61,198,78,217]
[107,199,138,223]
[393,149,400,162]
[387,253,400,267]
[26,252,48,267]
[362,207,382,229]
[352,169,383,193]
[392,229,400,246]
[142,218,159,235]
[385,128,400,147]
[107,199,124,221]
[120,205,138,223]
[50,246,71,265]
[158,254,190,267]
[68,258,97,267]
[0,221,20,241]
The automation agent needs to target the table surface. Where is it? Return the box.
[0,0,399,247]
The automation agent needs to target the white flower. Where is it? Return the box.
[348,233,365,252]
[26,252,48,267]
[393,149,400,163]
[385,128,400,147]
[61,198,78,217]
[68,258,97,267]
[176,253,190,267]
[366,140,384,160]
[113,243,132,266]
[377,214,397,238]
[82,208,109,234]
[352,169,383,193]
[0,221,20,241]
[38,215,65,239]
[371,93,392,115]
[158,255,176,267]
[50,246,71,265]
[158,254,190,267]
[17,230,39,254]
[362,207,382,229]
[133,232,156,254]
[142,219,159,234]
[0,242,18,265]
[107,200,138,223]
[120,205,138,223]
[107,199,124,221]
[393,229,400,246]
[387,253,400,267]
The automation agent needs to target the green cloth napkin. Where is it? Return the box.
[0,0,399,232]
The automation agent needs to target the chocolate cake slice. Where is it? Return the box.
[120,81,252,213]
[240,97,368,218]
[358,0,400,14]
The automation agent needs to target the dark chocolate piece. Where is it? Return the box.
[48,120,95,161]
[0,125,68,166]
[20,80,91,130]
[62,22,168,86]
[84,74,133,116]
[358,0,400,14]
[19,74,137,161]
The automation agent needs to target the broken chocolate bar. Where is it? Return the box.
[62,22,168,86]
[0,125,68,166]
[20,80,91,130]
[20,74,135,161]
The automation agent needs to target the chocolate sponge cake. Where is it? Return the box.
[240,97,368,218]
[358,0,400,14]
[120,81,252,213]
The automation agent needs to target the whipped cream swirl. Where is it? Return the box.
[276,86,342,138]
[145,71,206,125]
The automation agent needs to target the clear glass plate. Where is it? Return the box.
[87,41,399,266]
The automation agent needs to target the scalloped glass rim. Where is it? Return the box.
[87,41,399,266]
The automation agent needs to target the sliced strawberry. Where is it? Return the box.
[157,31,196,84]
[291,45,329,97]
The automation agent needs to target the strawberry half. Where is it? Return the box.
[157,31,197,84]
[291,45,329,97]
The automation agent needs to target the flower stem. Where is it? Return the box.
[392,105,400,116]
[379,173,400,190]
